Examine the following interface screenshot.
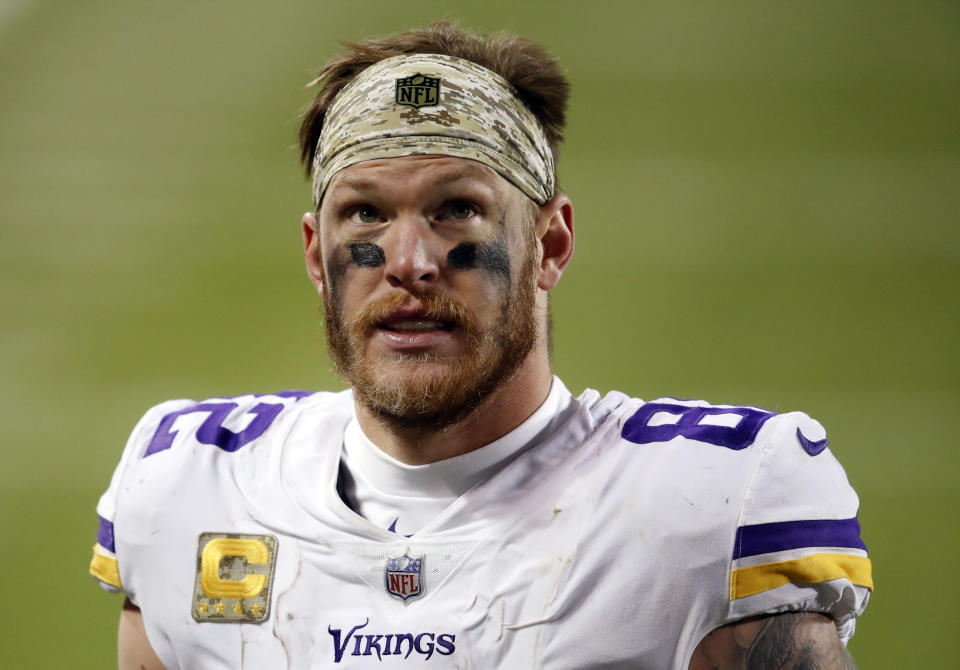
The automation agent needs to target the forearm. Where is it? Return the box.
[118,598,167,670]
[689,612,858,670]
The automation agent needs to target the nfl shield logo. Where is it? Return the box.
[395,73,440,109]
[385,551,424,602]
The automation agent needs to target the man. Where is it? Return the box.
[90,22,871,669]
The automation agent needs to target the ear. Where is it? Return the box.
[302,212,325,295]
[534,193,574,291]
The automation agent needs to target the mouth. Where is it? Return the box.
[379,319,455,333]
[377,307,457,333]
[373,307,460,350]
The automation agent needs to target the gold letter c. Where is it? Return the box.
[200,538,268,599]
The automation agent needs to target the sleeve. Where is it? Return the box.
[726,411,873,644]
[89,399,194,597]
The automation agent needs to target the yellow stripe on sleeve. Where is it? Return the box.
[89,544,122,589]
[730,552,872,600]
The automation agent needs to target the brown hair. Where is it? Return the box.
[298,21,570,177]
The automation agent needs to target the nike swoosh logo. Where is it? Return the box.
[796,427,828,456]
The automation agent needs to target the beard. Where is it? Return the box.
[321,242,539,430]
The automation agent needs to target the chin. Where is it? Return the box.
[349,354,494,428]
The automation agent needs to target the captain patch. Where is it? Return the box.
[192,532,278,623]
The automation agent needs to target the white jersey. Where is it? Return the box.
[90,385,872,669]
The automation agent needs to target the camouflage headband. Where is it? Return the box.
[311,53,555,207]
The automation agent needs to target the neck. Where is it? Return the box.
[353,351,553,465]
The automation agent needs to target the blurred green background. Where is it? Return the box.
[1,0,956,666]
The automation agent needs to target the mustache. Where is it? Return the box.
[344,290,475,336]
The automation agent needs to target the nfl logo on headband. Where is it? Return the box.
[395,73,440,109]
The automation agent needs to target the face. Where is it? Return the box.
[311,155,542,429]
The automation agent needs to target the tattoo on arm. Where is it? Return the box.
[689,612,859,670]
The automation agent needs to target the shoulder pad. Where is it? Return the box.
[621,397,776,451]
[139,390,318,458]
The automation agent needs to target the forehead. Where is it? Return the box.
[324,155,515,200]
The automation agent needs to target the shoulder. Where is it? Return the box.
[112,388,353,500]
[616,395,779,452]
[569,391,787,557]
[589,391,787,478]
[90,389,352,579]
[604,391,866,552]
[604,392,848,480]
[131,389,350,459]
[91,388,354,599]
[725,410,872,638]
[595,391,872,647]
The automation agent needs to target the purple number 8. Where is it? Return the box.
[622,402,774,451]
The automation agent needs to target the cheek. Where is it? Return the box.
[322,245,352,309]
[476,238,511,278]
[323,244,349,283]
[324,242,386,291]
[323,241,386,276]
[349,242,385,268]
[446,239,511,280]
[446,242,477,269]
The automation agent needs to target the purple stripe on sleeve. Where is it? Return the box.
[97,515,116,553]
[733,517,866,559]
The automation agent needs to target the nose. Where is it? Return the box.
[382,216,441,290]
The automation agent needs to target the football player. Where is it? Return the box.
[91,21,871,669]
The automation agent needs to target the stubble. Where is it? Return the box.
[321,238,539,430]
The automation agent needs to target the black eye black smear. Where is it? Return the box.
[326,243,383,311]
[446,242,478,269]
[323,246,349,312]
[349,242,386,268]
[446,239,510,278]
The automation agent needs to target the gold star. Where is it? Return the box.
[250,603,263,615]
[215,601,225,614]
[233,602,243,614]
[199,601,209,613]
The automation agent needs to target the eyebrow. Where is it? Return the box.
[331,177,381,195]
